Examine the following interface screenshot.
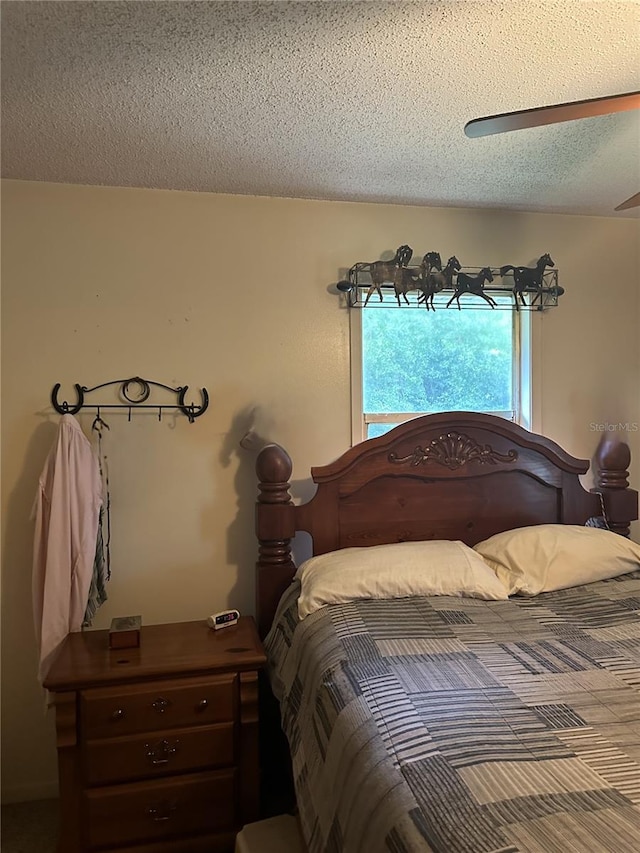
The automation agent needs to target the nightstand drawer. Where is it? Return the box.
[84,769,237,849]
[81,674,236,738]
[84,722,235,785]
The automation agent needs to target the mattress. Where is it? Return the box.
[265,571,640,853]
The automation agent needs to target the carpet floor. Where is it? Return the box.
[1,799,59,853]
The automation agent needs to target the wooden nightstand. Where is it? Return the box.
[44,617,266,853]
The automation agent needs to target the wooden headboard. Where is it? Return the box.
[255,412,638,636]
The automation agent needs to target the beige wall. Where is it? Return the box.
[1,179,639,801]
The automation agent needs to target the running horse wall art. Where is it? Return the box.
[335,248,563,311]
[499,253,555,310]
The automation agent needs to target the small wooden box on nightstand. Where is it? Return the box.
[44,617,266,853]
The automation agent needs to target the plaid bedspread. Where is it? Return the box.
[265,571,640,853]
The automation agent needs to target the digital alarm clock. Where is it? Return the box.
[207,609,240,630]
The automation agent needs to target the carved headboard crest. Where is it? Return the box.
[389,431,518,470]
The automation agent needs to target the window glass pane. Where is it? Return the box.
[366,422,400,439]
[362,295,514,414]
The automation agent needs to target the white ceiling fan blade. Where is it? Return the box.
[464,91,640,138]
[614,192,640,211]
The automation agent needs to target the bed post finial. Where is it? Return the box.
[593,435,638,537]
[256,444,293,503]
[256,444,297,636]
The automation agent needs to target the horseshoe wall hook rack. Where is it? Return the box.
[51,377,209,424]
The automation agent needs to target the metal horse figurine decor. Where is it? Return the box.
[393,251,442,306]
[446,267,496,309]
[419,255,461,310]
[354,245,413,306]
[336,248,561,311]
[499,253,555,310]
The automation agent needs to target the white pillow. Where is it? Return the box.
[294,540,509,619]
[473,524,640,596]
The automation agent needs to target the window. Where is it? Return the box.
[350,294,531,442]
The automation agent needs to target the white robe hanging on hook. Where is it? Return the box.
[32,414,103,683]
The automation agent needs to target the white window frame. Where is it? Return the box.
[349,305,535,445]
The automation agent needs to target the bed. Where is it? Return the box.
[254,412,640,853]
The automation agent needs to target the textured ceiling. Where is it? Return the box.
[2,1,639,217]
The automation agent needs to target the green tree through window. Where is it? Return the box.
[361,295,516,438]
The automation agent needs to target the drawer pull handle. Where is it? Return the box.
[197,699,209,711]
[145,738,179,766]
[151,697,171,714]
[111,709,124,720]
[146,800,177,822]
